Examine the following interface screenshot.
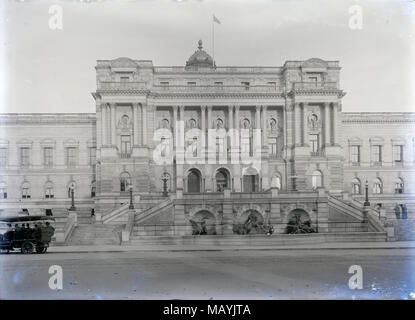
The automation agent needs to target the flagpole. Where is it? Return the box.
[212,15,215,68]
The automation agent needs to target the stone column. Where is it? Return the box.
[255,105,261,130]
[324,102,330,147]
[228,105,233,130]
[294,103,301,146]
[101,104,107,146]
[201,105,206,151]
[333,103,338,145]
[235,105,240,130]
[172,105,178,149]
[142,103,147,146]
[262,105,267,143]
[110,104,116,146]
[207,105,212,129]
[303,102,309,146]
[133,103,139,146]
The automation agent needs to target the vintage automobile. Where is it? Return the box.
[0,215,55,254]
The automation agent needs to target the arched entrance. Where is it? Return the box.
[242,167,259,193]
[187,168,201,193]
[191,210,216,235]
[286,209,313,234]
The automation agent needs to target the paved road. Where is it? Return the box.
[1,249,414,299]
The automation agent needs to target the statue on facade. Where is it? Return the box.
[308,113,320,131]
[118,115,131,129]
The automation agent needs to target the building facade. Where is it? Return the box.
[0,41,414,235]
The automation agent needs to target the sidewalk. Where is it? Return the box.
[48,241,415,253]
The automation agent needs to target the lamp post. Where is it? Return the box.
[162,177,168,197]
[364,180,370,207]
[129,184,134,210]
[69,186,76,211]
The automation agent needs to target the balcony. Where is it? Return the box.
[120,153,131,159]
[310,150,324,157]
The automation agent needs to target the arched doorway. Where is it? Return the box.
[286,209,313,234]
[187,168,201,193]
[191,210,216,235]
[215,168,230,192]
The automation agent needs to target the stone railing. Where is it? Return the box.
[292,82,338,90]
[152,85,282,94]
[154,66,281,73]
[101,202,131,224]
[98,81,147,90]
[54,212,77,244]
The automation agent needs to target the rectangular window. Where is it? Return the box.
[310,134,319,153]
[121,135,131,157]
[371,145,382,165]
[43,147,53,167]
[160,81,169,86]
[350,145,360,164]
[187,82,196,86]
[22,188,30,199]
[214,81,223,86]
[0,187,7,199]
[393,145,403,163]
[0,148,7,167]
[89,147,96,166]
[268,138,278,156]
[20,147,30,168]
[241,82,250,90]
[120,76,130,82]
[66,147,77,167]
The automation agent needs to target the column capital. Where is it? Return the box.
[234,105,240,111]
[200,105,207,111]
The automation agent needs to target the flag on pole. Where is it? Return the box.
[213,14,221,24]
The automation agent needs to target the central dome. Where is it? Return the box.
[185,40,215,69]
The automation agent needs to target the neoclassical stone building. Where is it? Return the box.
[0,41,414,239]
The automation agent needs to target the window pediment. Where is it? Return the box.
[348,137,362,146]
[17,139,33,147]
[369,137,384,145]
[63,139,79,147]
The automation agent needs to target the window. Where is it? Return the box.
[44,147,53,167]
[22,182,31,199]
[20,147,30,168]
[310,134,319,153]
[395,178,404,194]
[91,186,96,198]
[0,182,7,199]
[271,175,281,189]
[120,172,131,192]
[192,137,198,157]
[241,81,250,89]
[312,171,323,189]
[120,76,130,82]
[350,145,360,164]
[393,145,403,164]
[373,179,382,194]
[352,178,361,195]
[187,82,196,86]
[0,148,7,167]
[89,147,96,166]
[121,135,131,157]
[45,209,53,216]
[45,183,54,198]
[160,81,169,86]
[66,147,77,167]
[267,81,277,87]
[214,81,223,86]
[371,145,382,165]
[268,138,278,156]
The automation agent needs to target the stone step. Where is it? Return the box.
[130,232,387,246]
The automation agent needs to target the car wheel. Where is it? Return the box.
[21,241,34,254]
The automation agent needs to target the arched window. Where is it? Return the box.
[311,170,323,189]
[395,178,404,194]
[22,181,31,199]
[187,169,201,193]
[271,174,281,189]
[45,182,54,199]
[351,178,361,195]
[91,181,96,198]
[0,182,7,199]
[373,178,382,194]
[120,172,131,192]
[215,168,230,192]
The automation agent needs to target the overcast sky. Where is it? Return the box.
[0,0,414,113]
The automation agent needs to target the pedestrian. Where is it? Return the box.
[43,222,55,242]
[394,204,401,219]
